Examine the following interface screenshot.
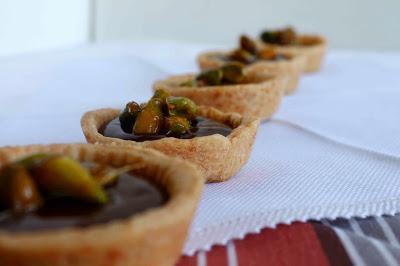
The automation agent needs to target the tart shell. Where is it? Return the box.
[197,50,305,94]
[258,34,327,73]
[0,144,203,266]
[153,73,285,119]
[81,107,260,183]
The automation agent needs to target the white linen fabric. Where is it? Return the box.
[0,41,399,255]
[275,52,400,157]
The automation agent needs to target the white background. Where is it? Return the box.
[95,0,400,50]
[0,0,90,56]
[0,0,399,56]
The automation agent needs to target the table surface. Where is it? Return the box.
[2,42,400,265]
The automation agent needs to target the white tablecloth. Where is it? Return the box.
[1,41,400,255]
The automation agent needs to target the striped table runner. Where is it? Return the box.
[178,214,400,265]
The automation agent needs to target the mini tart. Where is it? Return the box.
[0,144,203,266]
[153,72,285,119]
[81,106,260,183]
[258,35,327,73]
[197,50,305,94]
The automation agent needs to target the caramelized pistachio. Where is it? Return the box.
[119,101,141,134]
[90,164,136,187]
[152,89,170,115]
[152,89,170,103]
[0,166,42,214]
[260,31,279,44]
[240,35,257,55]
[166,96,197,120]
[133,98,164,135]
[221,63,244,84]
[260,27,297,45]
[195,63,244,86]
[196,68,223,86]
[165,116,191,136]
[278,27,297,45]
[229,49,255,64]
[180,79,197,87]
[257,48,278,60]
[31,156,108,204]
[16,153,54,169]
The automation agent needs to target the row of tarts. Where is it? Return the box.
[0,27,326,266]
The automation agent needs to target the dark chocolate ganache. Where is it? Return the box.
[102,116,233,142]
[0,173,166,232]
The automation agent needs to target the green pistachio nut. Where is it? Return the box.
[278,27,297,45]
[31,156,108,204]
[0,165,43,214]
[166,96,197,120]
[221,63,244,84]
[240,35,257,55]
[179,79,197,87]
[165,116,191,136]
[152,89,170,115]
[16,153,55,169]
[90,164,135,187]
[133,98,164,135]
[196,69,223,86]
[152,89,170,103]
[229,49,255,64]
[119,101,141,134]
[260,30,278,44]
[261,27,297,45]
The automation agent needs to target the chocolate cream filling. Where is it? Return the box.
[0,173,166,232]
[103,116,233,142]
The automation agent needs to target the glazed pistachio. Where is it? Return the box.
[119,101,141,134]
[153,89,170,103]
[240,35,257,55]
[180,79,197,87]
[16,153,54,169]
[279,27,297,45]
[31,156,108,204]
[152,89,171,114]
[119,90,198,137]
[195,63,244,86]
[229,49,255,64]
[133,98,164,135]
[0,166,42,214]
[165,116,191,136]
[260,27,297,45]
[196,68,223,86]
[166,96,197,120]
[221,63,244,84]
[260,31,278,44]
[90,164,135,187]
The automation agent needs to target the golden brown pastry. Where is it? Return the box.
[0,143,203,266]
[197,35,305,94]
[81,90,260,182]
[258,27,327,72]
[154,64,286,119]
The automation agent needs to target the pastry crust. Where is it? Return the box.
[153,73,285,119]
[81,107,260,183]
[197,50,305,94]
[258,34,327,73]
[0,143,203,266]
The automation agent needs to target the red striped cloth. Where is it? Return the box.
[178,214,400,265]
[177,221,367,266]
